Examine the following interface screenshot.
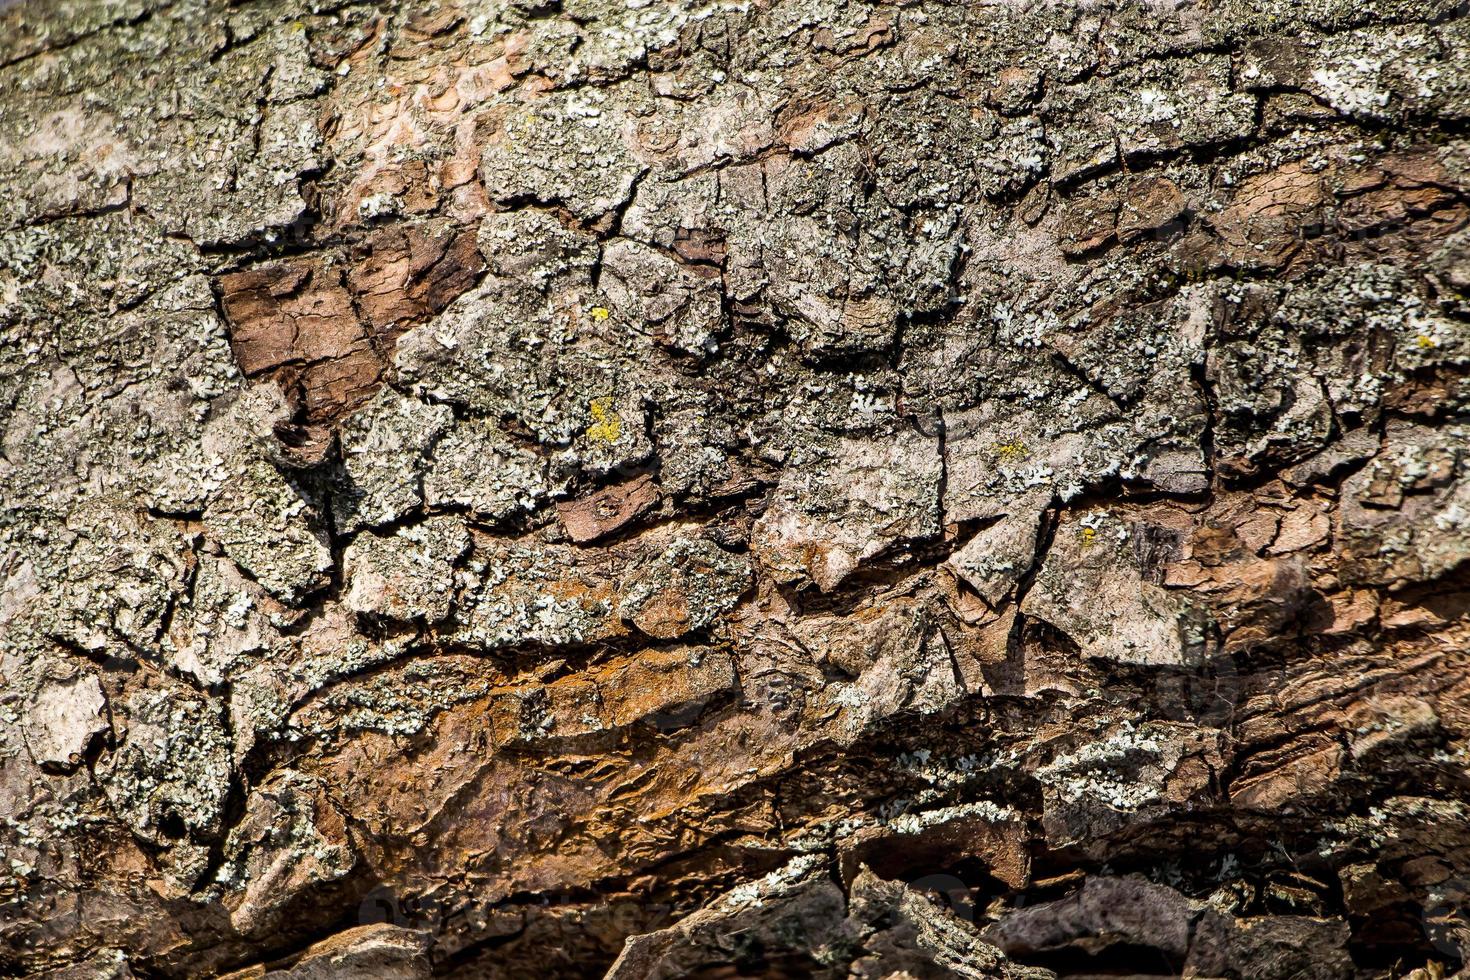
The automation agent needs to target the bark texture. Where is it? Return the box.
[3,0,1470,977]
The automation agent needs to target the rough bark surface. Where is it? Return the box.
[3,1,1470,977]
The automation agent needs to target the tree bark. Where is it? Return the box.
[3,1,1470,977]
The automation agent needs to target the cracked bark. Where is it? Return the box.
[4,1,1470,979]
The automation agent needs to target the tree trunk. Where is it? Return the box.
[3,1,1470,977]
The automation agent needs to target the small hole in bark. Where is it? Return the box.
[158,811,187,840]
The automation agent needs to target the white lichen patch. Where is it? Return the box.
[344,516,471,623]
[753,428,942,591]
[98,686,233,863]
[335,387,454,534]
[24,673,107,769]
[1022,511,1205,667]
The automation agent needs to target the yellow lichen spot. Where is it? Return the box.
[505,113,535,141]
[1079,527,1098,547]
[589,306,611,321]
[586,397,623,444]
[991,440,1030,461]
[1416,333,1438,350]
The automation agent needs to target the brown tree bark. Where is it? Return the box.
[3,1,1470,977]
